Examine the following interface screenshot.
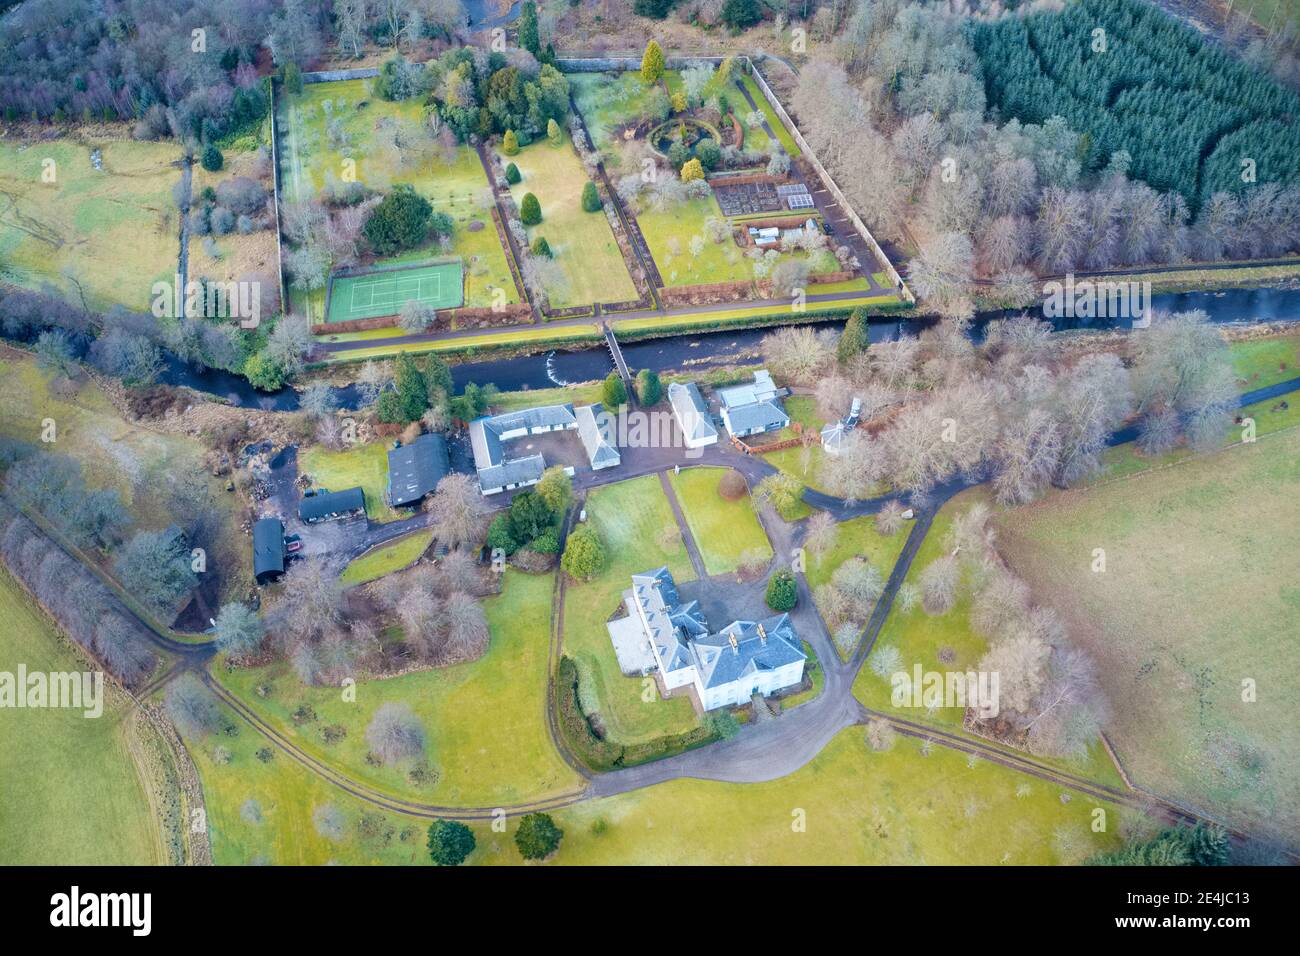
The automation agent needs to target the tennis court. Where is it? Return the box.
[326,261,464,323]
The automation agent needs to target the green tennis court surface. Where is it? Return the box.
[326,261,464,322]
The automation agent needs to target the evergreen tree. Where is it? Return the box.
[838,306,870,363]
[581,181,602,212]
[200,144,223,172]
[640,40,665,85]
[602,371,627,409]
[766,568,798,611]
[635,368,661,406]
[518,2,541,57]
[520,192,542,225]
[427,820,476,866]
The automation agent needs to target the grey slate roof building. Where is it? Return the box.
[575,403,621,470]
[470,402,620,494]
[611,567,805,710]
[668,381,719,448]
[299,486,366,523]
[386,433,450,507]
[691,616,804,691]
[252,517,285,584]
[717,369,789,438]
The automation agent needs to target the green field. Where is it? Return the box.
[498,139,637,308]
[668,466,773,576]
[298,440,401,523]
[216,569,581,808]
[0,568,162,864]
[280,77,516,318]
[561,476,701,744]
[326,261,464,323]
[996,428,1300,840]
[188,697,426,865]
[1231,332,1300,389]
[0,135,180,312]
[805,514,909,595]
[853,489,996,725]
[497,728,1120,864]
[341,531,433,585]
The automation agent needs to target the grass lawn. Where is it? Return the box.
[0,354,251,600]
[807,514,908,662]
[571,72,684,159]
[186,698,425,865]
[0,568,163,864]
[611,294,904,337]
[995,427,1300,840]
[319,323,603,361]
[851,489,1125,788]
[491,381,604,413]
[341,530,433,585]
[668,466,772,575]
[192,716,1125,865]
[759,396,834,493]
[736,75,801,157]
[561,476,701,744]
[281,78,515,319]
[498,138,636,308]
[853,489,993,722]
[215,569,581,808]
[1230,332,1300,389]
[806,515,909,594]
[496,728,1121,864]
[637,195,751,286]
[0,134,180,312]
[298,440,401,523]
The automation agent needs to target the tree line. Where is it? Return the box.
[787,0,1300,320]
[968,0,1300,205]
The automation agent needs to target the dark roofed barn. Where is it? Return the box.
[299,487,366,523]
[386,434,450,508]
[252,517,285,584]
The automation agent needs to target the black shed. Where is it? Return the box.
[299,487,366,523]
[252,517,285,584]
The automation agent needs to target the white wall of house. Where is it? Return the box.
[695,660,805,710]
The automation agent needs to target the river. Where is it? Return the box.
[165,284,1300,409]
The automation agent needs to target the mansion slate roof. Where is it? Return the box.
[691,615,804,689]
[631,568,708,674]
[629,567,804,688]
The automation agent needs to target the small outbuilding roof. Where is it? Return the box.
[252,517,285,583]
[576,403,621,469]
[387,434,450,507]
[668,382,718,444]
[299,486,365,522]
